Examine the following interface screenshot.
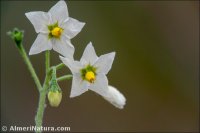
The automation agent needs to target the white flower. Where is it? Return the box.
[25,0,85,59]
[102,85,126,109]
[60,42,126,109]
[60,42,115,97]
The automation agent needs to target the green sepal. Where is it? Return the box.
[49,67,61,92]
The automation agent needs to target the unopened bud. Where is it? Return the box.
[48,90,62,107]
[7,28,24,47]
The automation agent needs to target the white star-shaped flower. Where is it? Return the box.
[60,42,115,97]
[25,0,85,59]
[60,42,126,109]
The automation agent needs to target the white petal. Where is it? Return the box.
[29,33,52,55]
[52,36,74,59]
[80,42,98,65]
[102,85,126,109]
[25,11,50,33]
[89,74,108,97]
[48,0,69,24]
[59,56,83,74]
[62,17,85,39]
[70,74,88,98]
[94,52,115,74]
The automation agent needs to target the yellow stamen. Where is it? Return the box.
[51,27,63,38]
[85,71,95,83]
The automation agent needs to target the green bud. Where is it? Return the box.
[48,66,62,107]
[48,90,62,107]
[7,28,24,47]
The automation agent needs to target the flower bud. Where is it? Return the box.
[7,28,24,47]
[102,85,126,109]
[48,90,62,107]
[48,67,62,107]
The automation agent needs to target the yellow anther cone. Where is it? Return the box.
[51,27,63,37]
[85,71,95,83]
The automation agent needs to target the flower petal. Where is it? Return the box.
[48,0,69,24]
[62,17,85,39]
[102,85,126,109]
[59,56,83,74]
[29,33,52,55]
[80,42,98,65]
[94,52,115,74]
[89,74,108,97]
[70,73,88,98]
[52,36,74,59]
[25,11,50,33]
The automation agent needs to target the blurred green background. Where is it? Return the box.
[1,0,199,132]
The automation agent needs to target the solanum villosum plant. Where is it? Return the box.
[7,0,126,132]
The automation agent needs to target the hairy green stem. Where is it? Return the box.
[18,44,42,91]
[35,70,51,133]
[10,30,52,133]
[57,75,73,82]
[55,63,65,70]
[35,51,51,133]
[45,51,50,73]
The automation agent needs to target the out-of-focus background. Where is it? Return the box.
[1,0,199,132]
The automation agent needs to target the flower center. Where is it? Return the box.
[80,64,97,83]
[85,71,95,83]
[51,27,63,38]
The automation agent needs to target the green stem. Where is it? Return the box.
[35,51,51,133]
[45,51,50,73]
[18,44,42,91]
[57,75,73,82]
[10,30,51,133]
[55,63,65,70]
[35,70,52,133]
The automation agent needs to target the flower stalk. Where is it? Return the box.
[45,51,50,73]
[34,50,52,132]
[18,44,43,91]
[57,75,73,82]
[55,63,65,70]
[35,69,52,133]
[20,45,43,92]
[7,28,42,92]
